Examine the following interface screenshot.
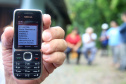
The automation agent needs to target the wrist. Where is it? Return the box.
[5,71,17,84]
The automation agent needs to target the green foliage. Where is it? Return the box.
[110,0,119,10]
[65,0,126,48]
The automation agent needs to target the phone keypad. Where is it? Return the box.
[14,51,41,79]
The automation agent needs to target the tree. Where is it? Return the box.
[65,0,126,47]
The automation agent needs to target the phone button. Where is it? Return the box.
[30,73,40,78]
[15,73,24,78]
[14,69,25,73]
[14,52,23,61]
[32,69,40,73]
[15,62,25,65]
[14,66,25,69]
[23,52,32,61]
[25,74,30,77]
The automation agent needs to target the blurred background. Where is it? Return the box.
[1,0,126,84]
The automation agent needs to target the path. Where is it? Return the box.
[42,50,126,84]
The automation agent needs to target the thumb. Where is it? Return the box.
[1,27,14,49]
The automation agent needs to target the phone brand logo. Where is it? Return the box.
[24,16,33,18]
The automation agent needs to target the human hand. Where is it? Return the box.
[1,14,67,84]
[73,46,78,51]
[87,41,91,44]
[67,42,74,49]
[100,36,106,41]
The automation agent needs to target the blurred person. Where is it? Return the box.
[119,12,126,70]
[82,27,97,65]
[65,28,82,64]
[1,14,67,84]
[107,21,121,68]
[100,23,108,56]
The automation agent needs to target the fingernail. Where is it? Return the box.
[42,43,50,52]
[43,55,50,60]
[4,26,12,31]
[44,14,50,17]
[43,31,52,41]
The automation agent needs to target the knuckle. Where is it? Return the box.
[63,39,67,50]
[62,53,66,62]
[61,28,65,36]
[56,52,66,65]
[51,40,59,52]
[55,52,61,64]
[60,39,67,51]
[53,26,65,38]
[59,27,65,37]
[55,26,62,30]
[51,39,67,52]
[63,53,66,59]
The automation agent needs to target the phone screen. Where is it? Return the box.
[14,11,42,49]
[18,21,38,47]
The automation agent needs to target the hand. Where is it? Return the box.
[1,14,67,84]
[87,41,91,43]
[100,36,105,41]
[73,46,78,51]
[68,43,74,49]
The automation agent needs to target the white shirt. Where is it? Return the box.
[0,42,5,84]
[82,33,97,48]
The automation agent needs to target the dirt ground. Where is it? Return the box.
[42,50,126,84]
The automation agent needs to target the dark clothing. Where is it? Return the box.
[119,22,126,70]
[101,44,108,49]
[100,31,108,56]
[120,23,126,43]
[100,31,108,46]
[65,47,81,64]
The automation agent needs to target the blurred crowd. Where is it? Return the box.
[65,11,126,71]
[65,26,97,65]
